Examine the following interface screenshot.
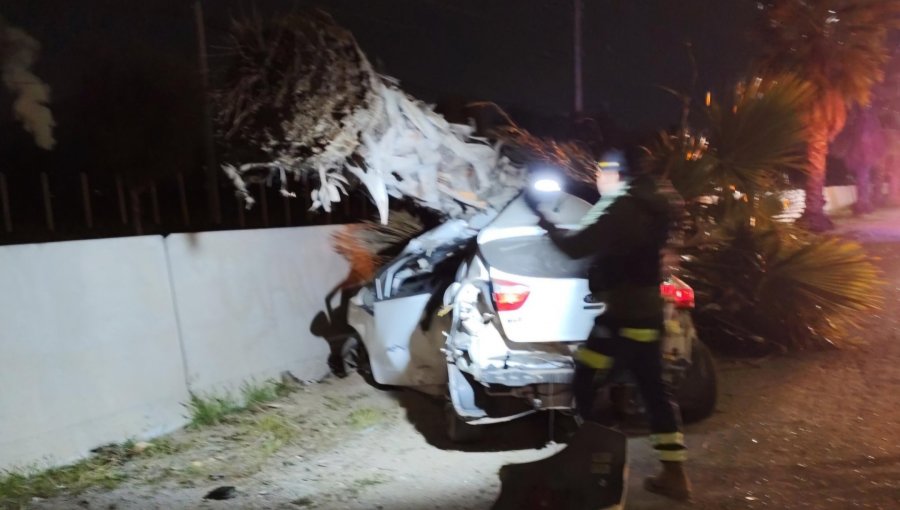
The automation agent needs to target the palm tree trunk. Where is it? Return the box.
[800,128,834,231]
[853,165,873,215]
[887,137,900,206]
[889,156,900,206]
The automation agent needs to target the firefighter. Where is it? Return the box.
[533,143,692,501]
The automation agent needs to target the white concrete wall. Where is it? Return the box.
[0,237,189,470]
[824,185,858,212]
[165,226,349,395]
[0,227,351,472]
[776,186,859,222]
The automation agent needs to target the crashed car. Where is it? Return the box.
[340,189,717,441]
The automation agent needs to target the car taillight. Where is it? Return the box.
[492,280,530,311]
[660,282,695,309]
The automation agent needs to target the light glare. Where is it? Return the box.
[533,179,561,192]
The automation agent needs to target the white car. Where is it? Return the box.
[341,191,717,441]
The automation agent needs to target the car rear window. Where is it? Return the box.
[480,235,592,279]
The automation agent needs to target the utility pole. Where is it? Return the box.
[573,0,584,115]
[194,0,222,225]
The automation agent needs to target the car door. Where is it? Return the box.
[356,241,470,388]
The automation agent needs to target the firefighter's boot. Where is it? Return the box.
[644,461,692,501]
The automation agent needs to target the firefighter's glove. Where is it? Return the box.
[536,213,556,232]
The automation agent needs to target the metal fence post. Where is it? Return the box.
[130,188,143,235]
[40,172,55,232]
[259,182,269,227]
[80,173,93,228]
[116,174,128,225]
[177,173,190,226]
[0,173,11,233]
[150,183,161,224]
[283,195,292,226]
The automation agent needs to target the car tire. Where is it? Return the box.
[444,402,485,444]
[342,337,393,390]
[675,338,718,423]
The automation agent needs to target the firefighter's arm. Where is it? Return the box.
[541,198,639,259]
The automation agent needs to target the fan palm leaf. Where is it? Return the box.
[682,221,883,351]
[756,0,900,106]
[654,76,810,204]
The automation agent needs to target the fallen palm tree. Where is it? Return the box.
[213,10,528,224]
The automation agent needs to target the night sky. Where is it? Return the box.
[4,0,759,133]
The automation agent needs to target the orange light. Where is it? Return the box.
[492,280,530,311]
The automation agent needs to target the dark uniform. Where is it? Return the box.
[537,171,688,467]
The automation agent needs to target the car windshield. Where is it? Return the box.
[480,235,591,279]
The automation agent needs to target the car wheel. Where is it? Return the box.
[342,337,392,390]
[675,338,718,423]
[444,402,485,444]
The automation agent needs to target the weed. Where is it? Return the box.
[186,393,242,428]
[322,395,347,411]
[241,414,299,457]
[273,379,296,398]
[254,414,298,443]
[0,456,125,508]
[241,381,280,408]
[291,496,315,507]
[0,433,189,507]
[145,437,183,456]
[348,475,387,497]
[347,408,386,429]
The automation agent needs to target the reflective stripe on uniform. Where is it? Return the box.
[650,432,685,447]
[658,449,688,462]
[619,327,661,342]
[574,348,614,369]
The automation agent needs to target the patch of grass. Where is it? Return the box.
[0,456,126,508]
[0,434,188,507]
[252,414,298,444]
[273,379,297,398]
[144,437,183,457]
[188,380,294,428]
[348,475,388,497]
[322,395,347,411]
[347,408,387,429]
[243,413,299,458]
[186,393,242,428]
[241,381,280,408]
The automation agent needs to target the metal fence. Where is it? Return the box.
[0,169,372,246]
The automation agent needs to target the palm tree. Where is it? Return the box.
[648,77,883,352]
[652,76,811,211]
[872,45,900,204]
[755,0,900,230]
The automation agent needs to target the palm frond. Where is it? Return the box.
[332,211,424,283]
[682,221,884,352]
[755,0,900,107]
[469,102,598,185]
[706,76,812,189]
[651,76,810,203]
